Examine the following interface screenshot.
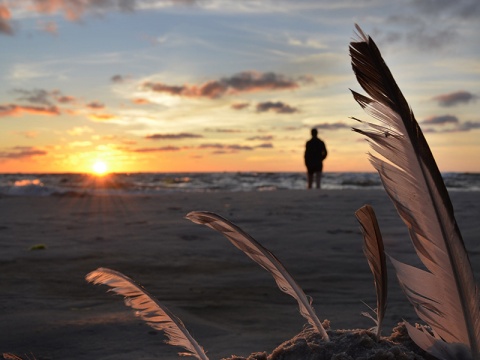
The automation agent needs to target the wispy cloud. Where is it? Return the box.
[143,71,299,99]
[87,101,105,109]
[0,103,60,117]
[246,135,274,141]
[145,132,203,140]
[204,128,242,133]
[420,115,480,133]
[432,91,478,107]
[67,126,93,136]
[311,122,350,130]
[134,146,182,153]
[87,112,117,122]
[0,146,47,159]
[13,88,76,105]
[111,74,127,83]
[422,114,459,125]
[256,101,298,114]
[132,98,150,105]
[231,102,250,110]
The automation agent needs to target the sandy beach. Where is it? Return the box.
[1,189,479,359]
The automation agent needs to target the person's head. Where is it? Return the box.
[311,128,318,137]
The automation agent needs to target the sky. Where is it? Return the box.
[1,0,479,174]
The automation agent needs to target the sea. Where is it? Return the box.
[0,172,479,196]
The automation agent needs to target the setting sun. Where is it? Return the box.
[92,160,108,176]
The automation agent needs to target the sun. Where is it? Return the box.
[92,160,108,176]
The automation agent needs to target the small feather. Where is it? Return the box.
[186,211,329,341]
[355,205,388,339]
[86,268,208,360]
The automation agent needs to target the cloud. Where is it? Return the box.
[134,146,182,153]
[55,95,76,104]
[87,112,116,121]
[87,101,105,109]
[67,126,93,136]
[198,143,254,153]
[231,102,250,110]
[0,4,13,35]
[132,98,150,104]
[247,135,274,141]
[458,121,480,131]
[0,146,47,159]
[16,131,38,139]
[204,128,242,133]
[143,71,299,99]
[14,88,52,105]
[422,115,459,125]
[432,91,478,107]
[27,0,138,21]
[255,143,273,149]
[111,74,126,83]
[145,132,203,140]
[14,88,76,105]
[0,103,60,117]
[256,101,299,114]
[311,122,350,130]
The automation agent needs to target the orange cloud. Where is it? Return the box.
[231,102,250,110]
[132,98,150,104]
[87,112,117,122]
[0,104,60,117]
[0,4,13,35]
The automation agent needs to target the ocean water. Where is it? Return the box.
[0,172,479,196]
[0,172,480,196]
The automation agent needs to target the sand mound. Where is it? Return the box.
[226,322,427,360]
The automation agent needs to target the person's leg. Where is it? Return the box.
[307,171,313,189]
[315,171,321,189]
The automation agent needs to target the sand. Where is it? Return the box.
[1,189,479,359]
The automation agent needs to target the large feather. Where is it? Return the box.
[350,24,480,359]
[185,211,329,341]
[86,268,209,360]
[355,204,388,339]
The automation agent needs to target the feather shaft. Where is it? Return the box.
[86,268,209,360]
[186,211,329,341]
[350,24,480,359]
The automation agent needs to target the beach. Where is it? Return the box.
[1,189,479,359]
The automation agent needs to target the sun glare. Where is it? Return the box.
[92,160,108,176]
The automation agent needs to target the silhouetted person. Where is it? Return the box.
[304,128,327,189]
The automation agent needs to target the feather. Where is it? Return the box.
[355,204,388,339]
[350,24,480,359]
[85,268,209,360]
[185,211,329,341]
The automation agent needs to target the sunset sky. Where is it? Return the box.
[1,0,479,174]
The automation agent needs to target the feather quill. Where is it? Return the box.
[350,24,480,359]
[355,204,387,339]
[86,267,209,360]
[185,211,329,341]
